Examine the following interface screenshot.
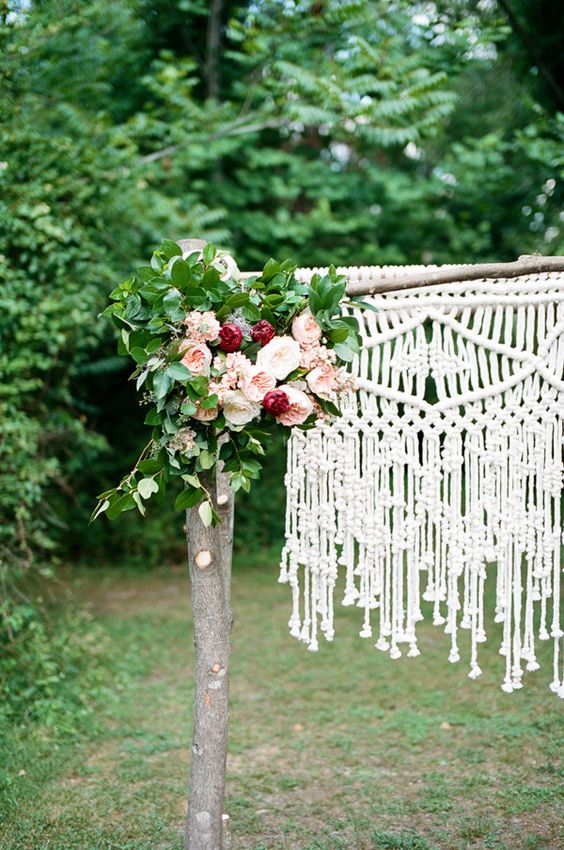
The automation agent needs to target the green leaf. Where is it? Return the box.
[241,302,261,322]
[242,458,262,478]
[181,473,200,488]
[199,450,216,470]
[198,500,213,527]
[175,487,202,510]
[230,472,245,493]
[152,370,173,400]
[132,491,146,516]
[138,478,159,499]
[151,253,164,272]
[190,376,209,397]
[333,342,354,362]
[136,265,156,282]
[106,493,136,520]
[351,297,379,313]
[181,400,197,416]
[166,362,192,381]
[264,293,284,307]
[90,498,110,523]
[185,287,209,308]
[146,338,163,353]
[225,292,249,308]
[261,258,280,281]
[144,409,162,426]
[327,327,349,343]
[163,287,183,314]
[130,346,148,364]
[170,258,191,286]
[138,459,162,474]
[203,243,217,265]
[200,394,218,410]
[160,239,183,260]
[318,398,341,417]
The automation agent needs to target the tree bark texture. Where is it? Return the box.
[344,254,564,296]
[205,0,223,100]
[185,469,233,850]
[180,238,235,850]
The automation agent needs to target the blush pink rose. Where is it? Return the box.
[275,384,314,426]
[291,310,322,348]
[240,366,276,402]
[179,339,211,375]
[306,365,339,400]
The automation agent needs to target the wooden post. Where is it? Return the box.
[180,239,235,850]
[185,470,233,850]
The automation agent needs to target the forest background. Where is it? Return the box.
[1,0,563,741]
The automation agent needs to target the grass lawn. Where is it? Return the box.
[1,552,562,850]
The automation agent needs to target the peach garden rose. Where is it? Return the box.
[192,401,219,422]
[291,309,322,348]
[275,384,314,426]
[240,366,276,402]
[180,339,212,375]
[306,365,340,400]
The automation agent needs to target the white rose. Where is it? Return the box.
[183,247,239,281]
[222,390,261,427]
[213,251,240,281]
[256,335,301,380]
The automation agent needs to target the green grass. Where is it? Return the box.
[1,553,562,850]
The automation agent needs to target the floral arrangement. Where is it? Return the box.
[92,240,363,527]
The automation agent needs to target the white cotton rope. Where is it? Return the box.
[280,269,564,696]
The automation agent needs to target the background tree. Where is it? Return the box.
[1,0,563,727]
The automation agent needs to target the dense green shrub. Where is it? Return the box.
[0,583,109,731]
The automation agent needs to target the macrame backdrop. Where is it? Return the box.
[280,267,564,696]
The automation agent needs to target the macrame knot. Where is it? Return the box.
[281,270,564,697]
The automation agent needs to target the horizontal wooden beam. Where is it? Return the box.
[188,243,564,296]
[344,255,564,296]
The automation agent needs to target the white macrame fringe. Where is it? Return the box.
[280,270,564,696]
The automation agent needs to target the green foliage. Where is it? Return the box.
[94,241,360,523]
[0,587,108,732]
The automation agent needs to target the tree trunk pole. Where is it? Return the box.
[185,469,233,850]
[180,238,235,850]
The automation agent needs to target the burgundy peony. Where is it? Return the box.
[262,389,290,416]
[251,319,276,347]
[218,322,243,352]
